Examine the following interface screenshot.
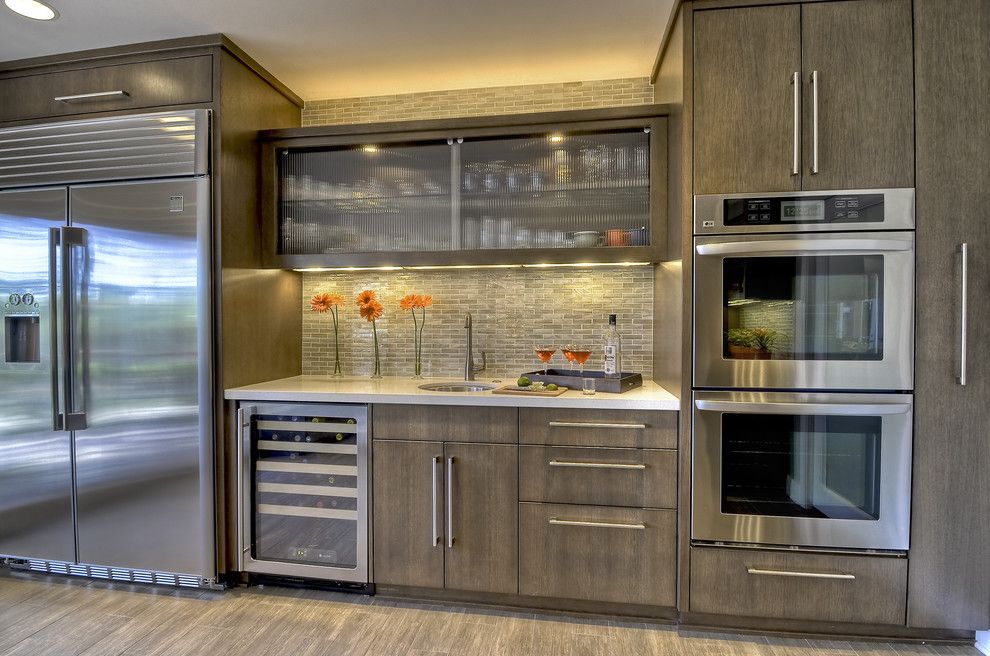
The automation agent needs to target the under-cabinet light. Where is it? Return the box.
[548,134,565,143]
[292,262,653,273]
[4,0,57,20]
[362,145,379,153]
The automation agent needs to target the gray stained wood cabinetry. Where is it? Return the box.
[0,55,214,123]
[371,440,445,589]
[800,0,913,191]
[444,442,518,594]
[693,0,913,194]
[693,4,802,195]
[908,0,990,632]
[519,445,676,509]
[689,547,907,626]
[519,503,676,607]
[519,408,677,449]
[372,404,517,443]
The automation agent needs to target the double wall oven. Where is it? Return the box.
[692,188,915,552]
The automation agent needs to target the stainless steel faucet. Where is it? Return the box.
[464,313,487,381]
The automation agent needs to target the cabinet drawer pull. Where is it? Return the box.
[430,456,441,547]
[54,90,130,102]
[548,459,646,470]
[810,70,820,174]
[746,567,855,581]
[446,456,455,548]
[791,71,800,176]
[957,242,968,386]
[548,517,646,530]
[547,421,647,430]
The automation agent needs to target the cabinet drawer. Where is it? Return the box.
[372,404,517,443]
[519,503,676,607]
[689,547,907,625]
[519,446,676,508]
[519,408,675,448]
[0,56,213,122]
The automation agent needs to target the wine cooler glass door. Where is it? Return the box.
[238,403,368,582]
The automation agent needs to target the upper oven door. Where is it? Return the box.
[694,231,914,391]
[692,391,913,551]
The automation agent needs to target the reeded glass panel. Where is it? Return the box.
[279,143,452,254]
[721,413,882,520]
[722,255,884,361]
[457,129,651,249]
[252,412,361,568]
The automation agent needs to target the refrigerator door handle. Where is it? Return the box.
[48,228,64,431]
[60,226,88,431]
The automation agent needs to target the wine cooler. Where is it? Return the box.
[236,403,369,584]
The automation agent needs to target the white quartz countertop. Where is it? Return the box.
[224,375,680,410]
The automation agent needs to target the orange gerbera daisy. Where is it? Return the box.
[400,293,434,310]
[356,290,377,307]
[418,294,433,308]
[310,292,344,313]
[359,300,384,322]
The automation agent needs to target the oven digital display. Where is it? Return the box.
[781,200,826,222]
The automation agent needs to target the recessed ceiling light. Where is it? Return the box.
[4,0,59,20]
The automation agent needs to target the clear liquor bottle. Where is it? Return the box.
[603,314,622,379]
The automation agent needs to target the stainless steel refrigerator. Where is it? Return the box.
[0,110,216,586]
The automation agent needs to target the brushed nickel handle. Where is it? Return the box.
[431,456,441,547]
[235,405,254,570]
[60,226,87,431]
[747,567,854,581]
[791,71,800,176]
[958,243,968,386]
[695,399,911,416]
[811,70,820,174]
[548,421,647,430]
[548,517,646,530]
[697,238,912,257]
[54,90,129,102]
[446,456,455,548]
[47,228,63,431]
[549,460,646,470]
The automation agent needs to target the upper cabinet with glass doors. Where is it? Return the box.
[261,106,669,267]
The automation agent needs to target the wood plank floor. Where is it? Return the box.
[0,569,980,656]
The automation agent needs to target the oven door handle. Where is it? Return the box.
[695,399,911,416]
[696,238,912,256]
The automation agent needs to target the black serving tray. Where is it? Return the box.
[521,369,643,394]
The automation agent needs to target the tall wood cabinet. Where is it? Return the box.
[693,0,913,194]
[908,0,990,631]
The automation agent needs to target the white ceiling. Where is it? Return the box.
[0,0,675,101]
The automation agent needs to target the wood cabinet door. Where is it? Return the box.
[693,4,802,195]
[372,440,444,588]
[443,443,518,594]
[801,0,914,191]
[909,0,990,631]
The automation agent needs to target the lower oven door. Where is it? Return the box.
[692,391,912,551]
[693,231,914,391]
[236,402,369,582]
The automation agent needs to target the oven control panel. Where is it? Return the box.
[724,193,884,226]
[693,188,915,235]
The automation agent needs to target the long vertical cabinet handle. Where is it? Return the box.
[791,72,800,176]
[47,228,63,431]
[811,70,820,175]
[236,405,254,569]
[60,226,88,431]
[958,243,969,385]
[446,457,455,548]
[431,456,441,546]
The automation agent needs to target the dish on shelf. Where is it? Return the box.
[574,231,601,248]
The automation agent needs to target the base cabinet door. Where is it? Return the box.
[444,443,518,594]
[519,503,676,607]
[372,440,444,588]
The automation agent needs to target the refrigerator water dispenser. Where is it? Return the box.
[5,315,40,363]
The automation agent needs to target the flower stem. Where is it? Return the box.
[332,306,342,375]
[372,320,381,377]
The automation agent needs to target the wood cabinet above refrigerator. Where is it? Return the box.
[692,0,914,195]
[259,105,672,268]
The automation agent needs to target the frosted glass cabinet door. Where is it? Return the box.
[279,142,453,254]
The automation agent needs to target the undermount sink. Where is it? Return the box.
[418,382,496,393]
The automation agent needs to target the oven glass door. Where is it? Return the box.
[694,232,914,390]
[692,392,912,551]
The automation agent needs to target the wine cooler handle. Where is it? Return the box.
[446,457,455,548]
[958,243,969,385]
[431,456,441,547]
[236,405,254,570]
[48,228,63,431]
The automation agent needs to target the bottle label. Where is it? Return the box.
[604,345,617,374]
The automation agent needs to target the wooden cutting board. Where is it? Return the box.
[492,385,569,397]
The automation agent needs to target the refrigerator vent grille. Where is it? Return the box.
[18,559,209,588]
[0,109,209,188]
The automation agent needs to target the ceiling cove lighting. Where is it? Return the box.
[292,262,653,273]
[4,0,58,20]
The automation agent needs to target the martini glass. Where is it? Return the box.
[535,345,556,376]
